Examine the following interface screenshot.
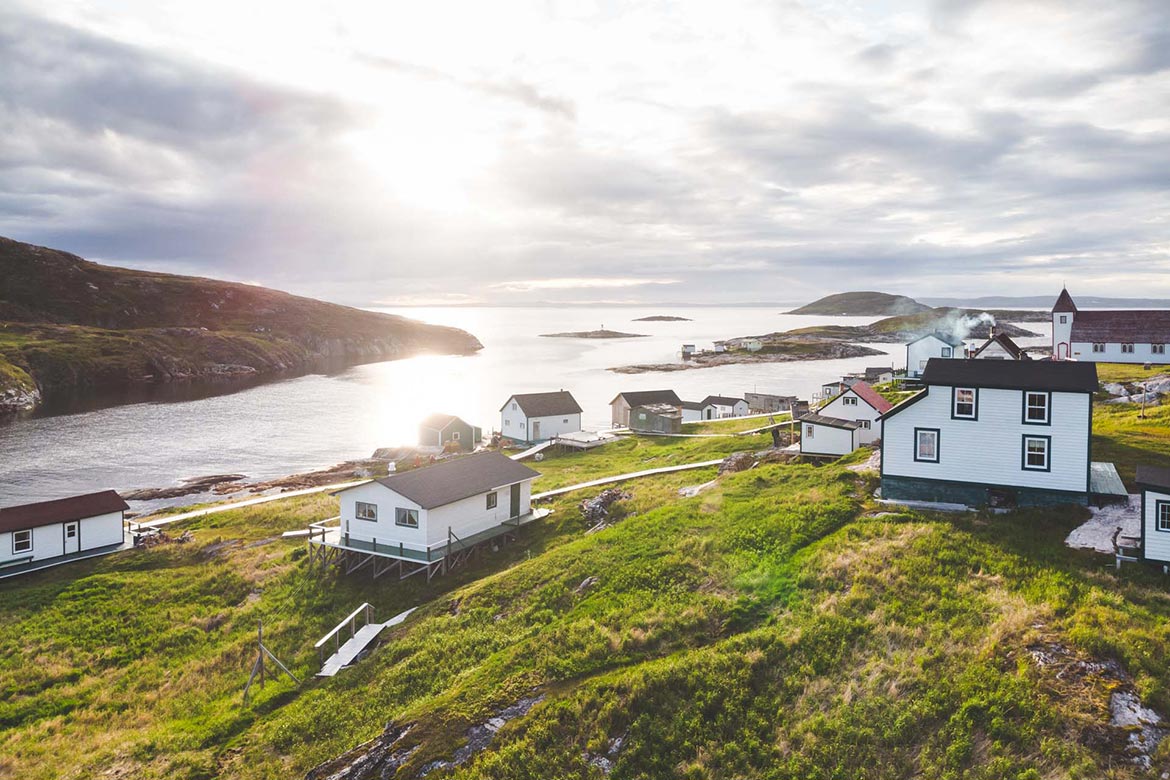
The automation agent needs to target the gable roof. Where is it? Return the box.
[920,358,1097,393]
[907,331,965,348]
[0,490,128,535]
[799,413,860,430]
[501,391,583,417]
[369,452,540,510]
[610,390,682,407]
[680,400,706,410]
[1070,310,1170,343]
[420,413,461,431]
[1052,287,1078,313]
[972,332,1028,360]
[701,395,744,407]
[1137,465,1170,493]
[842,381,894,413]
[864,366,894,379]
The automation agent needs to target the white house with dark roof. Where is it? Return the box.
[971,330,1029,361]
[880,359,1098,507]
[680,400,707,423]
[1052,287,1170,364]
[332,452,542,560]
[818,381,893,445]
[609,390,682,428]
[799,413,860,457]
[500,391,583,444]
[906,332,965,378]
[1,490,128,577]
[700,395,749,419]
[1137,466,1170,567]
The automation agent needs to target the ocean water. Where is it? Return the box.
[0,306,1051,508]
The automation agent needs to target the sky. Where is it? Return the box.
[1,0,1168,306]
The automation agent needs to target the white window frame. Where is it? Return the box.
[1092,343,1105,353]
[915,429,939,463]
[953,388,977,419]
[859,420,871,429]
[395,508,419,528]
[1153,344,1166,355]
[941,347,953,358]
[1024,392,1049,424]
[842,396,857,406]
[355,501,378,521]
[1158,501,1170,532]
[452,431,460,441]
[1023,436,1050,471]
[1122,343,1135,354]
[13,529,32,554]
[805,425,814,438]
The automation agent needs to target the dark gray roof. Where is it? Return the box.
[681,400,706,410]
[908,331,965,347]
[702,395,744,406]
[0,490,128,534]
[921,358,1097,392]
[372,452,540,509]
[1052,288,1078,313]
[502,391,583,417]
[1070,310,1170,343]
[1137,465,1170,492]
[972,332,1028,360]
[799,413,861,430]
[610,389,682,407]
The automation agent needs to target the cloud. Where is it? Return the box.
[491,277,681,292]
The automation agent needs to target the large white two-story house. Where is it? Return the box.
[880,359,1098,507]
[500,391,583,444]
[1052,287,1170,364]
[905,332,965,378]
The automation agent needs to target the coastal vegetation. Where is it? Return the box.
[3,381,1170,778]
[0,237,481,414]
[786,290,931,316]
[610,339,884,373]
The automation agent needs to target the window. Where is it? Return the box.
[12,530,31,554]
[915,429,939,462]
[511,402,517,411]
[1122,343,1135,354]
[505,419,510,426]
[1157,501,1170,532]
[1023,391,1050,425]
[486,492,498,510]
[355,501,378,521]
[941,347,953,358]
[859,420,871,429]
[1022,436,1050,471]
[1153,344,1166,355]
[66,525,77,538]
[952,388,977,419]
[452,431,460,441]
[1092,343,1105,353]
[395,508,419,528]
[918,360,928,370]
[1059,315,1068,324]
[842,396,857,406]
[805,425,814,438]
[563,418,569,423]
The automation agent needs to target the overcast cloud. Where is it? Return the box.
[1,0,1168,305]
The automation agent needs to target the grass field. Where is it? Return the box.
[3,385,1170,779]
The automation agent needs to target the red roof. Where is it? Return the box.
[1070,310,1170,343]
[845,381,893,413]
[0,490,128,534]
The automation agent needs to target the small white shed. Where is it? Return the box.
[500,391,583,444]
[0,490,128,575]
[798,414,860,457]
[1138,466,1170,567]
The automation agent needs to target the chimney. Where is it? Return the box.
[989,323,996,339]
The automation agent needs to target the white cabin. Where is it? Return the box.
[336,453,540,556]
[699,395,749,419]
[905,333,965,378]
[680,401,706,423]
[0,490,127,576]
[1138,466,1170,566]
[1052,288,1170,364]
[818,381,892,445]
[799,414,860,457]
[500,391,583,444]
[880,359,1097,507]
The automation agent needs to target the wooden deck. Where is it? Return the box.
[1090,462,1129,503]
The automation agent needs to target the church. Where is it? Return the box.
[1052,288,1170,364]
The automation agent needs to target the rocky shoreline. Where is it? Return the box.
[610,340,884,373]
[540,329,648,339]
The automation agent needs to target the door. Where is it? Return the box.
[510,483,522,519]
[532,420,541,441]
[64,522,80,554]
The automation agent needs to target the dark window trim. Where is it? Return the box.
[1022,390,1052,426]
[395,507,420,528]
[1092,343,1105,353]
[1152,344,1166,355]
[486,492,498,510]
[12,529,32,554]
[355,501,378,521]
[914,427,940,463]
[951,387,978,421]
[1021,434,1052,472]
[1156,500,1170,533]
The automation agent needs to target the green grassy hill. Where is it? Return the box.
[786,291,931,316]
[0,237,481,412]
[2,397,1170,778]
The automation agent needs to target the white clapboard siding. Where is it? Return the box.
[1144,488,1170,563]
[820,393,883,444]
[340,481,429,551]
[1069,342,1170,364]
[427,480,532,545]
[800,421,857,457]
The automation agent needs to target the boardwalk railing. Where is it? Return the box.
[315,602,374,665]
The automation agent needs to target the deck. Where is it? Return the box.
[1090,462,1129,504]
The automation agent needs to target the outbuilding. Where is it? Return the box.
[500,391,583,444]
[419,413,482,452]
[0,490,128,576]
[610,390,682,428]
[1138,466,1170,568]
[629,403,683,434]
[798,414,861,457]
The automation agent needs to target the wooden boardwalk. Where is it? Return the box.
[317,607,415,677]
[532,459,725,500]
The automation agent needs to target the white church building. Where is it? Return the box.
[1052,288,1170,364]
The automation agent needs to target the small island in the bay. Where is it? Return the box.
[540,329,649,339]
[611,337,884,373]
[632,315,692,322]
[788,290,1049,323]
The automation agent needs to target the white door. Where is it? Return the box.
[532,420,541,441]
[64,522,80,554]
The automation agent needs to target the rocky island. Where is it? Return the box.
[632,315,692,322]
[611,338,885,373]
[789,290,1049,324]
[540,329,649,339]
[0,236,482,414]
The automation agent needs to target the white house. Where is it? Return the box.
[880,359,1098,507]
[500,391,583,444]
[680,400,706,423]
[335,452,541,558]
[1137,466,1170,567]
[1,490,128,575]
[906,333,965,378]
[799,413,860,457]
[971,331,1029,361]
[609,390,682,428]
[700,395,749,419]
[818,381,893,445]
[1052,287,1170,364]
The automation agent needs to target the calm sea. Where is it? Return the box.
[0,306,1051,509]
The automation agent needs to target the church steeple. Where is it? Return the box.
[1052,286,1077,314]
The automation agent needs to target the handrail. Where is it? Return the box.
[315,602,372,649]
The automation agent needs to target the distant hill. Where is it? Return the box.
[786,291,932,316]
[783,307,1041,344]
[925,295,1170,309]
[0,237,481,413]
